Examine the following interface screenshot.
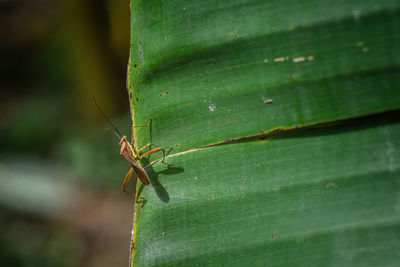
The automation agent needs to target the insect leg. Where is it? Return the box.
[131,120,151,144]
[133,119,151,128]
[138,143,172,165]
[137,143,172,153]
[122,167,147,207]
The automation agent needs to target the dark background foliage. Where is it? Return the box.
[0,1,135,266]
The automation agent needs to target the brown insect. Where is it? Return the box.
[94,97,171,206]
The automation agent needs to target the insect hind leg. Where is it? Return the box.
[122,167,147,207]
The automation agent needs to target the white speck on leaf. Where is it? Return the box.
[293,56,306,63]
[274,57,285,62]
[208,101,216,112]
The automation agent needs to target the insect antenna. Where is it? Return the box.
[93,97,123,140]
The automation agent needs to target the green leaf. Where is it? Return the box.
[128,0,400,266]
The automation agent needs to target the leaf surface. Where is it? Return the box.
[128,0,400,266]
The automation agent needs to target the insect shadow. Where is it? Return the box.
[137,157,185,203]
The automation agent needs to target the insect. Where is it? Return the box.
[94,97,172,206]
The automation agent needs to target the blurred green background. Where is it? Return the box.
[0,1,136,266]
